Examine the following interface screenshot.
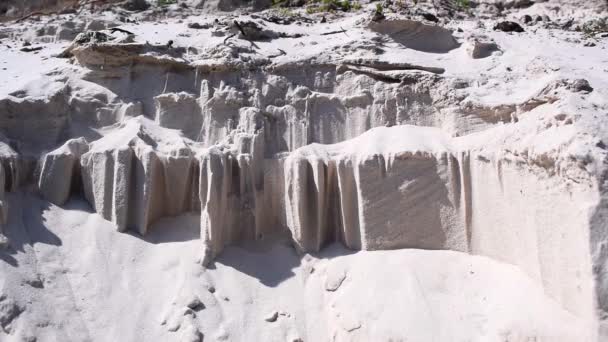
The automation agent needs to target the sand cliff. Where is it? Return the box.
[1,0,608,340]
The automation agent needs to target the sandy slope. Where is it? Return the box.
[0,193,589,342]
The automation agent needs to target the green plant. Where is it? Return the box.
[306,0,354,13]
[272,0,287,7]
[581,18,608,36]
[339,0,351,11]
[275,7,296,16]
[375,3,383,15]
[352,1,361,10]
[157,0,177,5]
[306,6,317,13]
[455,0,470,9]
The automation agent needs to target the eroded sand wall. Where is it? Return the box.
[274,144,597,323]
[23,111,597,326]
[0,60,595,333]
[465,156,596,321]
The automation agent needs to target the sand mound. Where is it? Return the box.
[0,197,592,341]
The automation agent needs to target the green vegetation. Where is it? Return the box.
[394,0,408,10]
[306,0,361,13]
[581,18,608,36]
[375,3,383,15]
[271,0,287,7]
[157,0,177,5]
[339,0,351,11]
[275,7,296,16]
[455,0,470,9]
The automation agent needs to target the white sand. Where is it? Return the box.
[0,0,608,341]
[0,194,589,341]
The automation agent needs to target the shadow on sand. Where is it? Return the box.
[212,234,358,288]
[1,192,357,290]
[1,193,63,267]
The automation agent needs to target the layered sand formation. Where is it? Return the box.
[1,0,608,340]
